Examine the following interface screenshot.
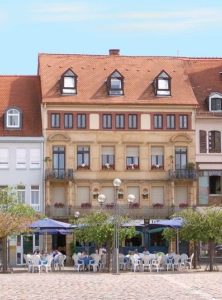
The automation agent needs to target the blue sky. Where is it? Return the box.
[0,0,222,74]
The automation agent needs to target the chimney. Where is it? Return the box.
[109,49,120,56]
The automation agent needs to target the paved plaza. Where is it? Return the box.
[0,268,222,300]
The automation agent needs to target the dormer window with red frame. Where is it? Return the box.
[154,70,171,96]
[60,69,77,95]
[107,70,124,96]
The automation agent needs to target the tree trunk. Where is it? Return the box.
[193,240,197,269]
[208,240,214,272]
[2,236,8,273]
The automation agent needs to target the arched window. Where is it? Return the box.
[107,70,124,96]
[60,69,77,95]
[5,108,22,129]
[154,70,171,96]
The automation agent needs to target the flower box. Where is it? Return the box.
[105,203,115,209]
[129,202,140,209]
[151,165,164,170]
[54,202,65,208]
[153,203,164,208]
[81,203,92,208]
[179,203,188,208]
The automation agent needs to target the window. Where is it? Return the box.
[102,114,112,129]
[31,185,40,211]
[60,69,77,94]
[51,113,60,128]
[102,146,115,169]
[175,147,187,170]
[76,187,90,206]
[154,114,163,129]
[17,185,25,204]
[77,114,86,129]
[126,147,139,169]
[128,114,137,129]
[115,114,125,129]
[209,131,221,153]
[209,176,221,194]
[179,115,188,129]
[107,70,124,95]
[30,149,40,169]
[151,147,164,169]
[0,148,9,169]
[209,93,222,112]
[64,113,73,129]
[53,146,65,178]
[5,108,21,129]
[77,146,90,169]
[154,70,171,96]
[151,186,164,205]
[16,149,27,169]
[167,115,175,129]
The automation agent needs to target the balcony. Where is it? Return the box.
[169,169,198,180]
[45,169,74,181]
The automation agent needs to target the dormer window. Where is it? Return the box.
[209,92,222,112]
[61,69,77,95]
[5,108,22,129]
[154,70,171,96]
[107,70,124,96]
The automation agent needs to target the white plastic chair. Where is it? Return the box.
[151,255,164,272]
[72,254,84,272]
[54,254,66,271]
[31,255,42,273]
[186,253,194,269]
[89,256,100,272]
[130,257,144,272]
[41,255,54,273]
[143,255,152,272]
[180,253,188,269]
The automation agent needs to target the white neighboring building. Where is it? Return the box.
[186,59,222,207]
[0,76,44,266]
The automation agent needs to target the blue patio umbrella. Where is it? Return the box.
[149,217,183,253]
[29,218,75,252]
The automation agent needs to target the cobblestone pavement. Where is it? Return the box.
[0,268,222,300]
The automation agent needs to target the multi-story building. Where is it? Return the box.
[0,76,44,265]
[38,50,198,254]
[186,59,222,207]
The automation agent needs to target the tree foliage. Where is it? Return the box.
[0,187,38,272]
[163,208,222,271]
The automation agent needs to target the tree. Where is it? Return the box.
[163,208,222,271]
[71,211,136,272]
[0,187,38,273]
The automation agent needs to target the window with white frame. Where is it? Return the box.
[31,185,40,211]
[154,70,171,96]
[179,115,188,129]
[126,147,139,169]
[107,70,124,96]
[101,146,115,169]
[175,186,188,206]
[5,108,21,129]
[17,185,25,204]
[209,92,222,112]
[0,148,9,169]
[16,149,27,169]
[151,186,164,205]
[61,69,77,95]
[151,147,164,169]
[30,149,40,169]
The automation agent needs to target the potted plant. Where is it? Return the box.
[153,203,164,208]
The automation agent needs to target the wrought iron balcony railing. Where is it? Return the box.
[169,169,198,180]
[45,169,74,181]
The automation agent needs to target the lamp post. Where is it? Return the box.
[112,178,122,274]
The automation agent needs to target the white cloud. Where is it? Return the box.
[30,2,99,22]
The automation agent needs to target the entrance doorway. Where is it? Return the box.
[52,234,66,255]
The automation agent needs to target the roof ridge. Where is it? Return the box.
[0,75,39,78]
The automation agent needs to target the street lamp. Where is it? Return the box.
[98,194,106,206]
[112,178,122,275]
